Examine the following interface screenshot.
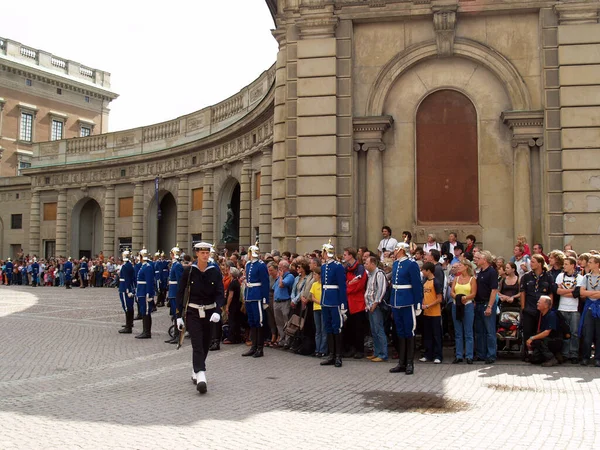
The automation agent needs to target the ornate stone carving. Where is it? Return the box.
[555,1,600,25]
[39,142,59,156]
[502,110,545,146]
[353,116,393,153]
[249,84,264,103]
[296,15,338,39]
[433,3,458,57]
[186,113,205,131]
[115,133,135,148]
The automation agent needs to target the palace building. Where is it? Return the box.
[1,0,599,259]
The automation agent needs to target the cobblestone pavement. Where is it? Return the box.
[1,285,599,449]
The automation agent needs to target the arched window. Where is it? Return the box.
[416,90,479,223]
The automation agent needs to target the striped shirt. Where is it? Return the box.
[364,268,387,310]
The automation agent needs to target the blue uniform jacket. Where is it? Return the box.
[134,262,142,286]
[136,262,155,298]
[5,262,13,277]
[32,262,39,276]
[160,260,170,287]
[119,261,136,294]
[245,259,270,302]
[321,259,348,309]
[64,261,73,280]
[79,261,88,276]
[390,257,423,308]
[168,260,184,298]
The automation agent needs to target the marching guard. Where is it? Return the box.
[5,258,13,285]
[135,248,155,339]
[118,249,136,334]
[133,253,143,320]
[31,257,39,287]
[242,241,270,358]
[176,242,224,394]
[320,239,348,368]
[79,257,88,288]
[165,245,184,344]
[389,242,423,375]
[64,257,73,289]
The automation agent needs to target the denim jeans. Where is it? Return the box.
[560,310,580,359]
[59,271,65,287]
[582,309,600,361]
[368,306,388,360]
[313,310,328,354]
[452,302,474,359]
[474,303,497,360]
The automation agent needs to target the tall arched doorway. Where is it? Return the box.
[71,198,103,259]
[219,178,240,245]
[148,191,177,254]
[416,89,479,223]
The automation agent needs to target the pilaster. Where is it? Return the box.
[29,190,40,256]
[132,182,144,252]
[259,148,273,252]
[177,175,189,254]
[56,189,67,257]
[239,157,252,249]
[103,185,115,256]
[201,169,215,243]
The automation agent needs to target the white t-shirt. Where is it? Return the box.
[378,237,398,260]
[514,255,531,278]
[556,271,584,312]
[423,242,441,254]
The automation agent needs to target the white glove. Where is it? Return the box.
[210,312,220,323]
[341,307,348,322]
[177,318,185,330]
[128,292,134,298]
[415,306,423,317]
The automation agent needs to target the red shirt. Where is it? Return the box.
[346,260,367,315]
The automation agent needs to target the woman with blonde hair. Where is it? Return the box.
[450,258,477,364]
[517,235,531,257]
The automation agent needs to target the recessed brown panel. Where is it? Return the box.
[191,188,204,211]
[416,90,479,224]
[118,197,133,217]
[43,202,57,221]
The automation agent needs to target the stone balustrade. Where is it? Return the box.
[30,63,276,168]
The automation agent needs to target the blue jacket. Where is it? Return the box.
[321,259,348,309]
[134,262,142,286]
[5,262,13,277]
[159,260,170,287]
[79,261,88,276]
[64,261,73,280]
[168,260,184,298]
[390,257,423,308]
[244,259,270,302]
[136,262,155,298]
[119,261,136,294]
[31,262,39,276]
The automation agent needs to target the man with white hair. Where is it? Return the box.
[388,242,423,375]
[527,295,562,367]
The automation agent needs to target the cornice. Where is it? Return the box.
[555,1,600,25]
[501,110,544,130]
[353,115,394,132]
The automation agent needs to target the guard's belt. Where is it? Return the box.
[392,284,412,289]
[323,285,339,290]
[188,303,217,310]
[169,281,178,285]
[246,282,262,287]
[119,278,125,282]
[137,281,147,284]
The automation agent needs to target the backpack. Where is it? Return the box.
[554,311,571,339]
[373,269,391,313]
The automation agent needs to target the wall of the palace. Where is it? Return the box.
[0,177,31,258]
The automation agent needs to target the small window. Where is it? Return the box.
[20,112,33,141]
[192,156,197,165]
[45,177,50,184]
[26,79,32,86]
[51,119,64,141]
[119,197,133,217]
[11,214,22,229]
[16,193,20,199]
[253,134,257,144]
[57,88,62,95]
[44,202,57,221]
[85,96,90,103]
[120,169,126,177]
[80,126,91,137]
[192,188,203,211]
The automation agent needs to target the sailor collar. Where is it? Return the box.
[192,263,215,272]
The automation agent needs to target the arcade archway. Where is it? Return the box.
[71,198,103,259]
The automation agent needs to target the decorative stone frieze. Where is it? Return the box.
[432,2,458,56]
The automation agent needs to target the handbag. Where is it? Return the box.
[284,306,307,337]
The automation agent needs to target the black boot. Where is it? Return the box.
[405,337,415,375]
[253,327,264,358]
[242,328,257,356]
[209,339,221,351]
[320,334,335,366]
[134,304,142,321]
[334,334,343,368]
[135,316,152,339]
[119,310,133,334]
[389,338,407,373]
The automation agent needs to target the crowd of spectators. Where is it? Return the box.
[2,230,600,369]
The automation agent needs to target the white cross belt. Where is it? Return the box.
[392,284,412,289]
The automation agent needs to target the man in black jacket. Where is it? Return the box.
[176,242,224,394]
[441,232,464,262]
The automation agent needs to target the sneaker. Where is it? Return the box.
[452,358,463,364]
[419,357,429,363]
[366,355,376,360]
[433,359,442,364]
[484,359,495,364]
[371,357,384,362]
[466,358,473,365]
[542,357,558,367]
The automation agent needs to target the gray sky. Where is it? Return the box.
[2,0,278,131]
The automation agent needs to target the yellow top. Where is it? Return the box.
[454,277,473,297]
[310,280,322,311]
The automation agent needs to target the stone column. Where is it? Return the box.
[259,148,273,252]
[239,157,252,250]
[201,169,214,244]
[176,175,189,253]
[365,144,385,253]
[56,189,67,257]
[132,182,144,252]
[103,185,115,256]
[29,190,40,256]
[513,140,533,243]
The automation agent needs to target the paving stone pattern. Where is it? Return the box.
[0,286,599,449]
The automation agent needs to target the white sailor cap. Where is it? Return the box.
[194,242,213,252]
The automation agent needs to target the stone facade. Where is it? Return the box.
[1,0,599,260]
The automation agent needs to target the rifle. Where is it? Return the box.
[176,266,193,350]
